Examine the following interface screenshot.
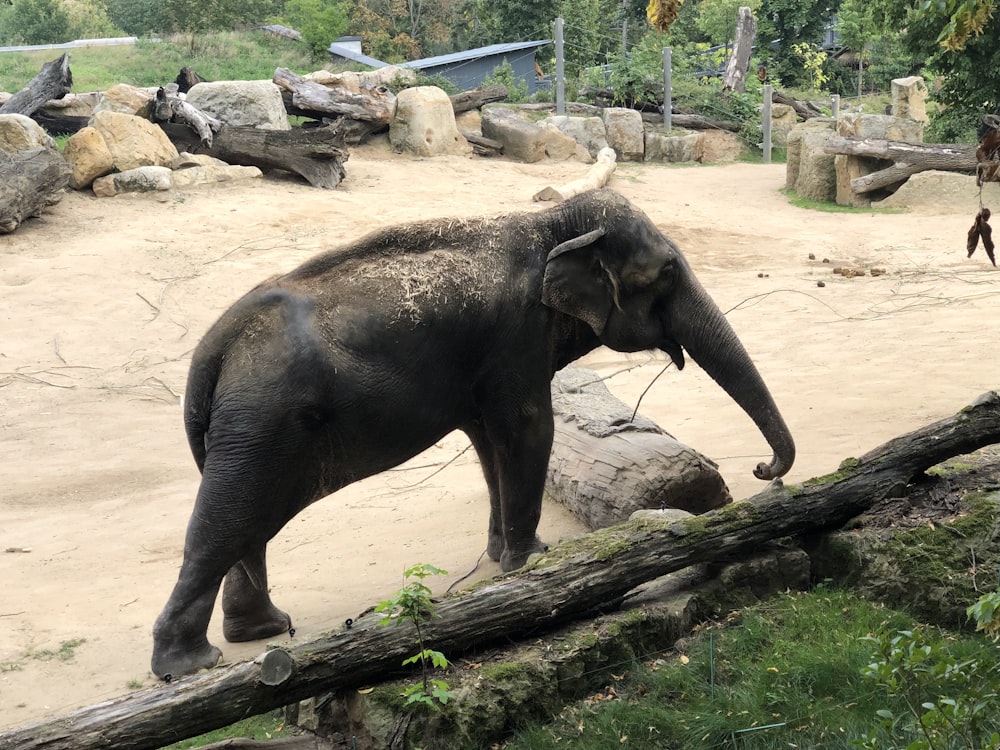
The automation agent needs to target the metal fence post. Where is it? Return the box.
[762,83,772,163]
[663,47,672,129]
[555,18,565,116]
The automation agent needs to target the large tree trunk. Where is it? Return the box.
[0,54,73,117]
[722,7,757,93]
[159,122,349,189]
[547,366,731,526]
[824,137,978,194]
[273,67,396,124]
[2,389,999,750]
[0,148,71,233]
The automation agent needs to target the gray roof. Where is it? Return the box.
[327,43,388,69]
[400,40,550,70]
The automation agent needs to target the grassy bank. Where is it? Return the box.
[0,32,317,92]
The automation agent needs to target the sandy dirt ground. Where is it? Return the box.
[1,142,997,732]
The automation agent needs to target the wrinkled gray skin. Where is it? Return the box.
[151,189,795,678]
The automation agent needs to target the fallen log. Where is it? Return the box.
[3,389,1000,750]
[0,53,73,117]
[153,86,221,147]
[824,137,978,194]
[0,148,71,233]
[159,122,349,189]
[462,131,503,156]
[449,85,508,114]
[722,6,756,93]
[273,67,395,124]
[533,146,617,202]
[548,366,731,526]
[772,90,822,120]
[175,66,208,94]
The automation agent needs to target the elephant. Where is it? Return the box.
[151,188,795,679]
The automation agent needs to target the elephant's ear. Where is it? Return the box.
[542,228,621,335]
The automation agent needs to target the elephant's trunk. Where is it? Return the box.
[669,279,796,481]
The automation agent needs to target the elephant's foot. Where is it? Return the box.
[500,536,548,572]
[151,638,222,680]
[223,603,292,643]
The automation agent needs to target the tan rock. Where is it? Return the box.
[0,114,57,152]
[171,165,262,187]
[389,86,471,157]
[91,110,179,172]
[891,76,929,124]
[63,127,114,189]
[92,166,173,197]
[696,129,744,163]
[170,152,229,169]
[92,83,155,118]
[601,107,644,161]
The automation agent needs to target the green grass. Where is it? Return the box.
[504,589,999,750]
[781,187,907,213]
[161,711,289,749]
[0,31,317,92]
[26,638,86,662]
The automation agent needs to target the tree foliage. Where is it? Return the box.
[1,0,70,44]
[281,0,348,57]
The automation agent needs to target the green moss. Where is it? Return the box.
[802,457,860,486]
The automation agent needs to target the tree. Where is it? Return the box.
[486,0,558,42]
[695,0,761,48]
[66,0,124,39]
[100,0,169,36]
[282,0,348,57]
[755,0,838,89]
[2,0,70,44]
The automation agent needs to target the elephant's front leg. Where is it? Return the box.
[222,545,292,643]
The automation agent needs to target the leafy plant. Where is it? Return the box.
[482,60,528,104]
[855,591,1000,750]
[375,563,455,711]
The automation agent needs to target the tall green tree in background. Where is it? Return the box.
[695,0,761,48]
[755,0,839,88]
[1,0,70,43]
[282,0,347,57]
[100,0,168,36]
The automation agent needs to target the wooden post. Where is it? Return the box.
[831,93,840,120]
[762,83,772,162]
[722,7,757,93]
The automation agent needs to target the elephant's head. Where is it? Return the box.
[541,190,795,481]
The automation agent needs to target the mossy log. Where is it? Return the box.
[0,148,71,233]
[824,137,978,194]
[3,390,1000,750]
[159,122,349,189]
[0,54,72,117]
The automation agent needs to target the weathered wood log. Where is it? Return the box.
[198,739,326,750]
[3,389,1000,750]
[640,111,742,132]
[0,148,71,233]
[273,67,395,124]
[547,366,731,527]
[153,87,221,147]
[175,66,208,94]
[824,137,978,194]
[159,122,349,189]
[0,54,73,117]
[533,146,617,202]
[29,111,88,135]
[722,6,757,93]
[462,131,503,156]
[772,90,822,120]
[449,85,508,114]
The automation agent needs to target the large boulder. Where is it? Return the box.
[40,91,102,119]
[172,164,263,187]
[92,83,155,118]
[538,121,589,161]
[891,76,929,124]
[0,113,57,152]
[770,102,798,147]
[90,110,179,172]
[785,118,836,202]
[601,107,644,161]
[63,126,114,189]
[185,80,290,130]
[92,165,173,197]
[481,107,546,163]
[837,112,923,143]
[644,129,700,162]
[696,130,744,162]
[389,85,471,157]
[540,114,609,160]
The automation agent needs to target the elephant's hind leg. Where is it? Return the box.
[222,545,292,642]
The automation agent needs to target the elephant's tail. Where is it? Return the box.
[183,288,290,473]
